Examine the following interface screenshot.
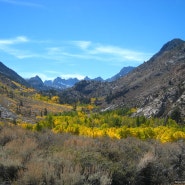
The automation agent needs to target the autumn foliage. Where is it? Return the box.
[21,108,185,143]
[1,122,185,185]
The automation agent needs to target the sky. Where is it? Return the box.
[0,0,185,81]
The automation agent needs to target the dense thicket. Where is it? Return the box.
[22,108,185,143]
[0,123,185,185]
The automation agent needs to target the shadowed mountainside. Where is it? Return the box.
[0,61,30,87]
[59,39,185,120]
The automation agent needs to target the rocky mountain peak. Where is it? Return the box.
[160,38,185,52]
[107,66,135,82]
[153,39,185,60]
[28,75,43,84]
[0,61,30,87]
[34,75,43,82]
[27,75,44,90]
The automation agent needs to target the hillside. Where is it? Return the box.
[0,61,30,87]
[0,39,185,123]
[108,39,185,119]
[0,63,72,123]
[59,39,185,122]
[0,40,185,185]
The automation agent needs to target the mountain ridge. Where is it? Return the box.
[58,38,185,121]
[106,66,135,82]
[27,66,135,90]
[0,61,30,87]
[0,38,184,123]
[105,38,185,119]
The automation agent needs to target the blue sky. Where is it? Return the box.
[0,0,185,81]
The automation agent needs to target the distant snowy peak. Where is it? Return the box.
[43,77,80,89]
[27,66,135,90]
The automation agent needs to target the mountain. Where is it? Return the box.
[44,77,80,89]
[0,63,70,122]
[59,38,185,121]
[94,77,104,82]
[105,38,185,119]
[42,67,135,90]
[84,76,91,81]
[44,80,53,87]
[0,61,30,87]
[84,76,104,82]
[1,38,184,123]
[106,66,135,82]
[59,79,111,104]
[44,76,104,90]
[84,67,135,83]
[27,75,45,90]
[27,76,80,90]
[28,66,134,91]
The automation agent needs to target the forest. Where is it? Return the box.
[21,106,185,143]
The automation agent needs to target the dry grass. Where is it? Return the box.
[0,123,185,184]
[0,80,73,124]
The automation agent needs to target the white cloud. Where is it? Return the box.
[0,36,29,45]
[0,46,38,59]
[46,40,151,64]
[71,41,92,50]
[0,36,154,80]
[0,0,44,8]
[0,36,40,59]
[66,40,152,63]
[45,70,61,75]
[0,36,152,65]
[90,45,148,62]
[60,74,85,80]
[47,47,62,54]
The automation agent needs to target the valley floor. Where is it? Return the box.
[0,122,185,185]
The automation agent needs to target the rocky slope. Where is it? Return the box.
[27,75,45,90]
[106,39,185,120]
[0,64,71,122]
[0,39,184,123]
[0,61,30,87]
[60,39,185,122]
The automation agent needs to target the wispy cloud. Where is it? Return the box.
[0,35,152,65]
[0,47,38,59]
[0,36,29,45]
[90,45,148,61]
[0,36,154,80]
[0,0,44,8]
[46,41,151,64]
[70,41,92,50]
[0,36,38,59]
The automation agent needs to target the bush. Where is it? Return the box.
[0,123,185,184]
[0,164,20,182]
